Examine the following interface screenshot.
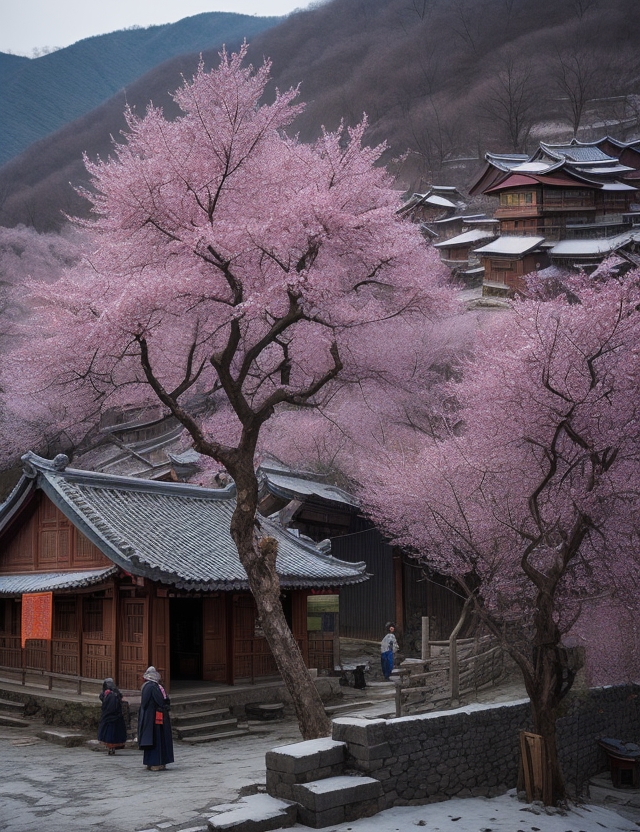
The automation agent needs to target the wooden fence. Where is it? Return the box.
[394,631,505,717]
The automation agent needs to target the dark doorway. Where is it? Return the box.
[170,598,203,680]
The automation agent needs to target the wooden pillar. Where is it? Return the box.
[421,616,430,661]
[225,594,234,685]
[393,549,404,636]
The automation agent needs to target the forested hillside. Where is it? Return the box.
[0,12,280,166]
[1,0,639,230]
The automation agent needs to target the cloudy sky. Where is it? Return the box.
[2,1,315,56]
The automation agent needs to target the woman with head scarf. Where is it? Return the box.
[137,666,174,771]
[380,622,399,681]
[98,677,128,755]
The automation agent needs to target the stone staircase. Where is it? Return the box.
[170,693,250,744]
[0,697,30,729]
[208,736,384,830]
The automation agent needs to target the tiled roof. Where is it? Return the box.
[1,453,367,591]
[259,460,359,508]
[0,568,116,596]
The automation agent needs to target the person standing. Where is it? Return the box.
[98,677,128,755]
[137,666,174,771]
[380,622,399,680]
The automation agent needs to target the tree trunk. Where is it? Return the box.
[521,595,573,805]
[229,454,332,740]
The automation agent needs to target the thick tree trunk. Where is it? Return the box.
[518,591,574,805]
[229,454,332,740]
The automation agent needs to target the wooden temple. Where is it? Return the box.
[0,453,367,692]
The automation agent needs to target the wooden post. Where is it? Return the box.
[393,550,404,637]
[448,598,471,704]
[421,616,430,662]
[332,612,341,673]
[395,681,402,718]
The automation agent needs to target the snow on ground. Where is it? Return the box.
[295,789,637,832]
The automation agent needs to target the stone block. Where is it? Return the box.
[296,804,344,829]
[208,794,297,832]
[37,729,86,747]
[332,717,387,747]
[266,738,346,776]
[292,775,382,813]
[345,741,391,763]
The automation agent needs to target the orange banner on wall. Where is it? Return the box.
[21,592,53,647]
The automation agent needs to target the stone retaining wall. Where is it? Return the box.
[316,685,640,806]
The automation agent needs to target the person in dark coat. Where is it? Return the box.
[98,678,128,755]
[137,666,174,771]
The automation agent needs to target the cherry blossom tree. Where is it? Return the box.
[360,271,640,802]
[0,46,453,739]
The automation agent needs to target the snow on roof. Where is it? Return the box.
[550,231,640,257]
[576,164,635,175]
[475,236,545,256]
[425,194,458,208]
[432,213,485,225]
[600,182,637,191]
[434,228,495,248]
[510,161,559,173]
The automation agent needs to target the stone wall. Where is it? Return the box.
[313,685,640,807]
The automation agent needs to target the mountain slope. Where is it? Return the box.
[0,12,280,166]
[2,0,640,231]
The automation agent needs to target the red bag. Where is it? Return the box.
[155,711,164,725]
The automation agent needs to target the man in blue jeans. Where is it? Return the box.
[380,622,399,680]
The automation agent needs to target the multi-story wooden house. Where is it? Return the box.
[469,138,640,295]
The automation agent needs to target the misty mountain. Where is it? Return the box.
[2,0,640,231]
[0,12,281,166]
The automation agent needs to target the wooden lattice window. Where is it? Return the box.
[54,598,77,638]
[82,599,103,638]
[123,602,144,644]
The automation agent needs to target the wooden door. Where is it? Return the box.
[202,596,227,683]
[118,596,148,691]
[151,594,170,687]
[82,596,115,681]
[232,594,278,682]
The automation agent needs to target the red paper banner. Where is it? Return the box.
[21,592,53,647]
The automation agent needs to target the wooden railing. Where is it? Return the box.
[0,663,105,695]
[394,616,506,717]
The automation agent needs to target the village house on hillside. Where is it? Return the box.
[0,453,367,692]
[468,137,640,295]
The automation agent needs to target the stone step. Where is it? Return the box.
[172,707,232,727]
[37,729,87,747]
[266,738,347,801]
[208,793,297,831]
[175,717,239,739]
[170,695,219,713]
[0,697,25,714]
[0,714,30,728]
[244,702,285,721]
[292,774,383,829]
[325,701,375,716]
[180,728,251,744]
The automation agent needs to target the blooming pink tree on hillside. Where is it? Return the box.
[0,46,453,738]
[360,272,640,802]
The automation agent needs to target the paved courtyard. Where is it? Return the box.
[0,718,302,832]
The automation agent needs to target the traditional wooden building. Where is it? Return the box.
[257,460,465,648]
[0,453,367,691]
[468,138,640,295]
